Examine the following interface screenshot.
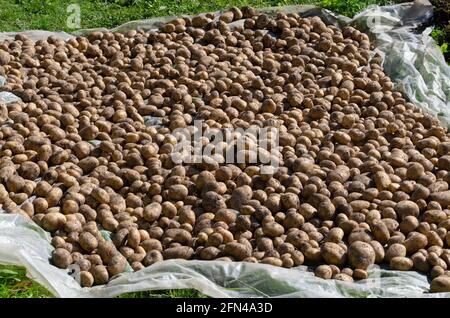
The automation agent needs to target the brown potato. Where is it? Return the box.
[347,241,375,270]
[386,243,407,262]
[97,241,119,264]
[430,276,450,293]
[321,242,346,266]
[143,250,164,266]
[224,242,251,261]
[79,232,99,253]
[315,265,333,279]
[162,246,194,260]
[51,248,73,269]
[107,255,127,276]
[390,257,413,271]
[403,233,428,254]
[79,271,95,287]
[143,202,162,222]
[91,265,109,285]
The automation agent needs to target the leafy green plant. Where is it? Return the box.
[431,28,446,43]
[431,28,449,61]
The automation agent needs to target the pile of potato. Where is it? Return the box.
[0,6,450,293]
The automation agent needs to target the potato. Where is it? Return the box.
[6,175,25,193]
[163,228,192,245]
[304,247,322,263]
[141,238,163,252]
[321,242,346,266]
[162,246,194,260]
[430,276,450,293]
[353,269,368,280]
[262,221,285,237]
[52,248,73,269]
[390,257,413,271]
[348,228,373,244]
[199,246,221,260]
[127,228,141,249]
[334,273,353,282]
[143,250,163,266]
[412,253,430,272]
[46,187,63,207]
[76,259,92,272]
[315,264,333,279]
[374,171,390,190]
[143,202,162,222]
[394,201,419,219]
[371,221,390,244]
[341,268,354,277]
[224,242,251,261]
[97,241,119,264]
[316,199,336,221]
[406,162,425,180]
[78,157,99,174]
[202,191,227,213]
[168,184,188,200]
[79,232,99,253]
[399,216,419,234]
[385,243,407,262]
[107,255,128,276]
[430,266,445,279]
[42,212,66,231]
[91,187,110,204]
[281,193,300,210]
[324,227,344,243]
[229,185,253,209]
[18,162,40,180]
[403,232,428,254]
[113,228,129,248]
[91,265,109,285]
[429,190,450,207]
[369,241,385,263]
[0,50,11,65]
[347,241,375,270]
[79,271,94,287]
[290,250,305,266]
[256,249,283,263]
[283,211,305,229]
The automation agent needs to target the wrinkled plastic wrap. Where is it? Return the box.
[1,1,450,298]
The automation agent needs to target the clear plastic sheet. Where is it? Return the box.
[1,1,450,298]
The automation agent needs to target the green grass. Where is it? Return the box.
[0,264,205,298]
[0,265,53,298]
[0,0,391,32]
[120,289,207,298]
